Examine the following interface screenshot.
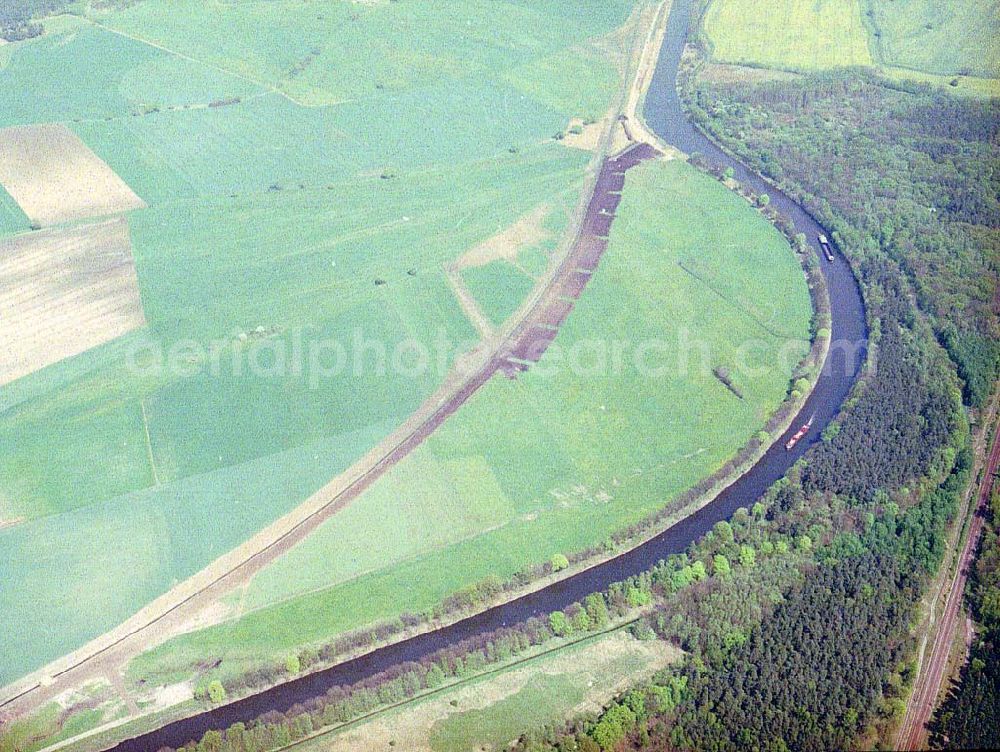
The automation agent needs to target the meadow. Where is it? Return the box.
[701,0,873,71]
[460,208,567,329]
[126,158,812,685]
[0,0,633,688]
[869,0,1000,79]
[293,630,677,752]
[0,185,29,235]
[700,0,1000,82]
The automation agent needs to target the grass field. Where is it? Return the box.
[701,0,1000,82]
[125,158,812,686]
[869,0,1000,79]
[462,261,538,327]
[0,184,29,236]
[0,0,635,688]
[295,630,678,752]
[702,0,874,71]
[96,0,635,108]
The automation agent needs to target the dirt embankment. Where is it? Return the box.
[0,2,672,728]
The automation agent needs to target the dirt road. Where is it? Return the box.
[895,413,1000,750]
[0,2,672,726]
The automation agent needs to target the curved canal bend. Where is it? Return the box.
[113,1,866,748]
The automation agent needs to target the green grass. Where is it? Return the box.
[460,205,568,327]
[430,673,587,751]
[126,158,812,685]
[96,0,632,107]
[881,66,1000,97]
[0,149,591,687]
[0,149,587,522]
[288,630,674,752]
[462,262,538,327]
[869,0,1000,79]
[0,0,632,689]
[702,0,874,71]
[700,0,1000,82]
[0,185,30,236]
[502,46,623,121]
[0,21,261,128]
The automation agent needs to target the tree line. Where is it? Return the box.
[505,54,990,752]
[0,0,71,40]
[685,68,1000,408]
[929,484,1000,749]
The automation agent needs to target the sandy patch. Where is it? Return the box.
[453,204,552,271]
[147,681,193,711]
[314,633,678,752]
[561,118,605,151]
[0,217,146,386]
[0,124,145,227]
[173,599,237,637]
[0,517,25,530]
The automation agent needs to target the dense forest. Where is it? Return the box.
[63,11,997,752]
[132,66,995,752]
[929,485,1000,749]
[686,69,1000,407]
[0,0,70,40]
[510,54,996,752]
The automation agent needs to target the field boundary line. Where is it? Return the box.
[275,616,651,751]
[82,17,325,109]
[140,398,161,487]
[0,2,661,719]
[676,259,811,342]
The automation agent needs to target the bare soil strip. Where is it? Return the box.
[0,218,146,386]
[0,125,144,227]
[445,203,555,339]
[453,204,552,271]
[0,1,671,726]
[0,143,661,723]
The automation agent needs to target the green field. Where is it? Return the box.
[0,0,634,688]
[462,261,538,326]
[869,0,1000,79]
[701,0,1000,81]
[702,0,874,71]
[126,158,812,685]
[430,674,588,751]
[0,185,30,236]
[293,630,677,752]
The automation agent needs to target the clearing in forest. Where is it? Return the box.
[0,124,145,227]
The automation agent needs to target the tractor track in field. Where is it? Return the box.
[0,3,667,724]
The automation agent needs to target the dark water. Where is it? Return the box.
[111,1,866,748]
